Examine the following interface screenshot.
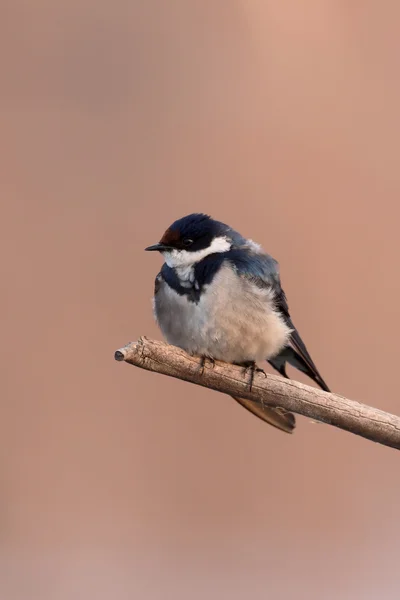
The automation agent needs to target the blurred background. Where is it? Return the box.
[1,1,400,598]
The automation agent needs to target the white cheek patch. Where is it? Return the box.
[163,236,231,269]
[162,236,232,284]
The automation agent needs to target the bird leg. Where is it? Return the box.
[199,356,215,376]
[241,361,266,392]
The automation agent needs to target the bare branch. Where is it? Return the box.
[114,337,400,451]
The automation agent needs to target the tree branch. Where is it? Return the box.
[114,337,400,451]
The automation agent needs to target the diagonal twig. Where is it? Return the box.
[114,336,400,451]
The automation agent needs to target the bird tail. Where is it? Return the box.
[231,325,329,434]
[231,395,296,434]
[268,344,330,393]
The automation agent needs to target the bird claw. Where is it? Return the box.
[242,362,266,392]
[199,356,215,376]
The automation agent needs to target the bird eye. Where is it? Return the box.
[182,238,193,247]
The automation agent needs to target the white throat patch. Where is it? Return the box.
[162,236,231,285]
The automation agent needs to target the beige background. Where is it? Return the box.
[1,1,400,598]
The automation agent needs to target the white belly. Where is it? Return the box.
[154,264,291,364]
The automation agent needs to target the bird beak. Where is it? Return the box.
[144,243,171,252]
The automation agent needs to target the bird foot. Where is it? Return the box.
[199,356,215,376]
[242,362,266,392]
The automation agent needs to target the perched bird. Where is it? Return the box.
[145,213,330,433]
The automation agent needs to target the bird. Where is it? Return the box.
[145,213,330,433]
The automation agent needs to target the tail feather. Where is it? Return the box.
[231,326,328,434]
[231,395,296,434]
[269,343,330,393]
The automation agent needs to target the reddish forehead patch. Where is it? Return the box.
[160,228,180,245]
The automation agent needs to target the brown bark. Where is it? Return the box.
[115,337,400,451]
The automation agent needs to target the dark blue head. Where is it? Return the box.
[145,213,232,253]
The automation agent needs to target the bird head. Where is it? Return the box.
[145,213,233,268]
